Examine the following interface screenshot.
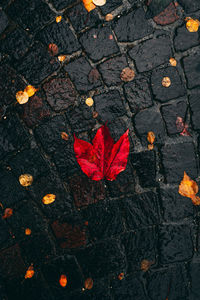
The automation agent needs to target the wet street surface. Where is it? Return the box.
[0,0,200,299]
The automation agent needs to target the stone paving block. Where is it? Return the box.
[6,0,55,33]
[29,172,73,219]
[9,149,50,180]
[0,10,9,35]
[177,0,200,13]
[64,57,101,93]
[36,19,80,55]
[42,256,83,296]
[146,265,188,300]
[131,150,157,188]
[98,55,128,87]
[123,191,159,229]
[43,77,76,112]
[67,3,100,32]
[129,36,172,72]
[121,228,157,272]
[183,52,200,89]
[7,200,47,241]
[0,27,32,61]
[159,186,194,221]
[81,200,124,241]
[113,8,153,42]
[0,64,26,105]
[174,24,199,52]
[0,168,27,207]
[50,0,74,10]
[94,90,126,122]
[20,93,51,128]
[35,115,70,154]
[123,77,153,114]
[133,106,166,144]
[66,104,95,132]
[158,224,193,264]
[79,26,119,62]
[153,2,179,25]
[189,263,200,300]
[0,114,29,160]
[112,275,147,300]
[70,280,111,300]
[100,0,123,15]
[0,218,12,249]
[69,174,106,208]
[161,142,198,183]
[76,240,126,278]
[13,42,59,85]
[161,99,187,135]
[151,66,186,102]
[189,88,200,131]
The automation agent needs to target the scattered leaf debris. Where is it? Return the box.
[42,194,56,205]
[19,174,33,187]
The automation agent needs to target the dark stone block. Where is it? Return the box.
[189,88,200,131]
[79,26,119,62]
[158,224,193,264]
[36,20,80,55]
[151,66,186,102]
[146,0,173,18]
[20,94,51,128]
[69,174,105,208]
[29,173,73,219]
[35,115,70,154]
[76,240,126,278]
[0,219,11,249]
[94,90,126,122]
[113,8,153,42]
[0,28,32,61]
[42,256,83,296]
[161,99,187,135]
[131,150,157,187]
[19,233,55,265]
[133,106,165,144]
[66,104,95,132]
[100,0,122,15]
[7,200,47,240]
[7,0,55,33]
[107,118,130,142]
[159,186,194,221]
[67,3,100,32]
[177,0,200,13]
[189,263,200,300]
[81,200,124,241]
[183,52,200,89]
[123,192,159,229]
[14,42,59,85]
[112,275,147,300]
[50,0,74,10]
[9,149,50,180]
[0,115,29,160]
[129,36,172,72]
[0,169,27,207]
[121,228,157,272]
[64,57,101,93]
[98,55,128,87]
[43,77,76,112]
[174,25,199,52]
[161,142,198,183]
[0,64,26,105]
[70,280,111,300]
[123,77,153,114]
[0,10,9,35]
[147,265,188,300]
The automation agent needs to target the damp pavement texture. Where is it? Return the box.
[1,0,200,299]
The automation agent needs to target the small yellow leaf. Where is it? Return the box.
[179,172,198,199]
[16,91,29,104]
[56,16,62,23]
[24,85,37,97]
[42,194,56,205]
[85,97,94,106]
[25,228,32,235]
[25,265,34,279]
[19,174,33,187]
[186,19,200,32]
[58,55,66,62]
[105,14,113,21]
[162,77,171,87]
[169,58,177,67]
[59,274,67,287]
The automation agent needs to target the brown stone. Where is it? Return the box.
[153,3,179,25]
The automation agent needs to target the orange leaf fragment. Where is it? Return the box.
[169,58,177,67]
[186,18,200,32]
[48,43,59,56]
[24,85,38,97]
[58,55,66,62]
[2,208,13,219]
[179,172,200,205]
[118,272,124,280]
[61,132,69,141]
[147,131,155,144]
[83,0,96,12]
[42,194,56,205]
[19,174,33,187]
[141,259,154,272]
[59,274,67,287]
[84,278,93,290]
[25,265,34,279]
[56,16,62,23]
[25,228,32,235]
[16,91,29,104]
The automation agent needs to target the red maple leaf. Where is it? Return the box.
[74,124,130,181]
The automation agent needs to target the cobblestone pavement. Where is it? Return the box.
[0,0,200,299]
